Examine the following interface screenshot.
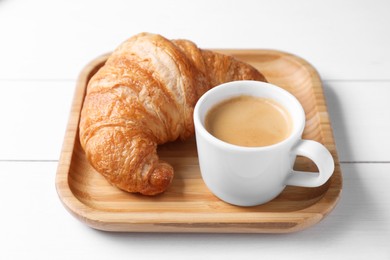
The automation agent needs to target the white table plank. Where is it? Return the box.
[0,162,389,259]
[0,80,74,160]
[323,80,390,162]
[0,0,389,81]
[0,80,388,162]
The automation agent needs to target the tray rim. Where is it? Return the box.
[55,49,342,233]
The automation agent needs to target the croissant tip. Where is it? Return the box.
[140,162,174,196]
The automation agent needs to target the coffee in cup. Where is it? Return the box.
[204,95,293,147]
[194,80,334,206]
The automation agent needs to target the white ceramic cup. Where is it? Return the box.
[194,80,334,206]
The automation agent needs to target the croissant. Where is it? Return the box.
[79,32,266,195]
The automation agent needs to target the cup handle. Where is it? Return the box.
[286,140,334,187]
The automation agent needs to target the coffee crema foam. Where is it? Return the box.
[205,95,293,147]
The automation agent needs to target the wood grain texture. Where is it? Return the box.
[56,49,342,233]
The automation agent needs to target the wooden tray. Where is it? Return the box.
[56,49,342,233]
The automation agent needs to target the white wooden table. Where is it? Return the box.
[1,0,389,259]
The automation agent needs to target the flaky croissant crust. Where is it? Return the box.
[79,33,266,195]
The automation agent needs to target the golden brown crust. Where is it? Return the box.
[79,32,266,195]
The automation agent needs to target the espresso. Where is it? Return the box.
[205,95,292,147]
